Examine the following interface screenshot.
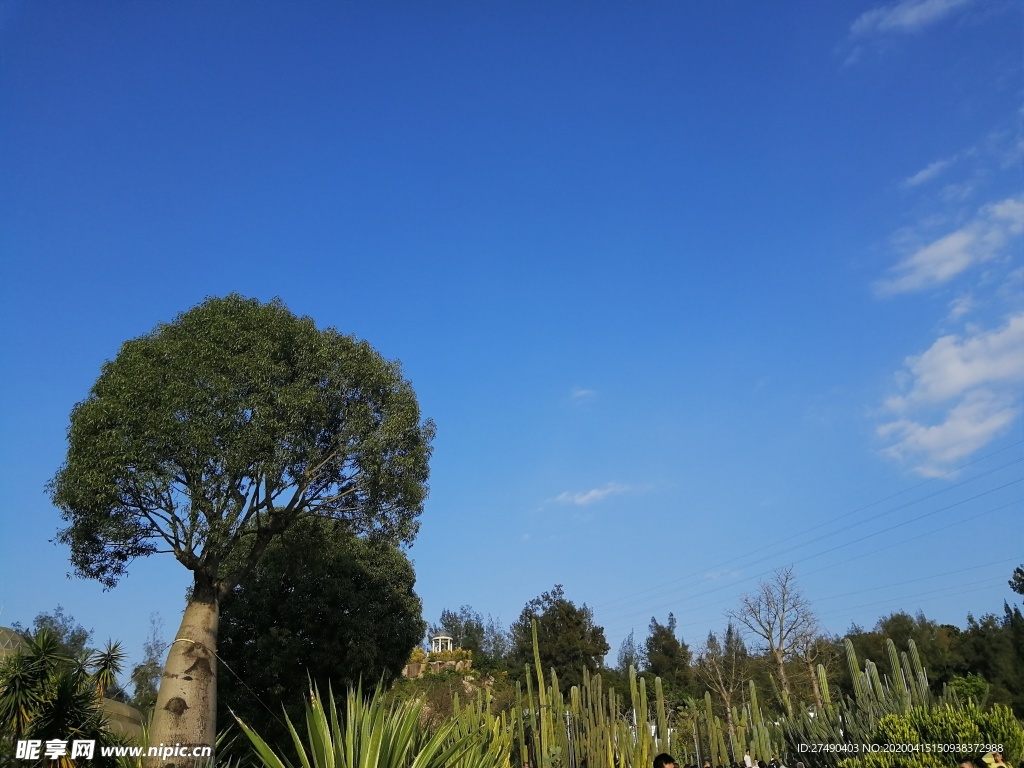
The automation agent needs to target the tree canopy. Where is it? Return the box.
[1011,565,1024,596]
[509,585,608,692]
[645,613,695,698]
[217,516,426,748]
[50,294,434,598]
[11,606,92,660]
[616,630,645,674]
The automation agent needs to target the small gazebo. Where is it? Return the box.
[430,634,454,653]
[0,627,26,661]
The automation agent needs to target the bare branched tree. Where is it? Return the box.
[727,566,817,707]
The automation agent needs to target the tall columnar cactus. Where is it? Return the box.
[817,663,832,709]
[908,639,930,700]
[748,680,762,730]
[845,638,868,705]
[714,716,730,766]
[885,638,911,711]
[704,692,723,765]
[866,659,885,705]
[654,677,669,752]
[510,621,692,768]
[733,706,748,761]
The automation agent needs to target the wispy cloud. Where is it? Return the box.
[904,157,954,187]
[947,293,975,321]
[703,568,740,581]
[851,0,973,37]
[553,482,630,506]
[876,196,1024,295]
[878,313,1024,474]
[569,387,596,402]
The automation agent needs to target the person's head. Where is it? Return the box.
[653,755,678,768]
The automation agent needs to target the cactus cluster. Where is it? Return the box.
[511,621,784,767]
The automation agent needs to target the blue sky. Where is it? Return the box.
[1,0,1022,678]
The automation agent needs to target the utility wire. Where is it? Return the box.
[598,478,1022,626]
[594,448,1023,612]
[602,555,1021,638]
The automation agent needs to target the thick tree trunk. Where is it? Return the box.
[147,585,219,768]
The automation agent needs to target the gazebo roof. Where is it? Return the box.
[0,626,26,656]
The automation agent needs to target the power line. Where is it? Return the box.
[597,478,1022,627]
[593,449,1023,613]
[602,555,1021,639]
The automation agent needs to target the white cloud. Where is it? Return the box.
[851,0,973,37]
[879,313,1024,474]
[569,387,596,401]
[553,482,630,506]
[876,196,1024,295]
[878,391,1019,475]
[904,158,954,187]
[886,313,1024,407]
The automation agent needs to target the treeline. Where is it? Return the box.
[418,565,1024,724]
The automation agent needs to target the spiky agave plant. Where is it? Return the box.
[237,682,510,768]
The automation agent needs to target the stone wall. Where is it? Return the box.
[401,658,472,679]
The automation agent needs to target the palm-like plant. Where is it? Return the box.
[0,629,70,741]
[0,629,129,768]
[89,642,126,700]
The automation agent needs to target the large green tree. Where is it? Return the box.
[508,585,609,692]
[644,613,694,698]
[49,295,434,764]
[217,517,426,748]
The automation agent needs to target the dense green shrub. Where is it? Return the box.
[839,702,1023,768]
